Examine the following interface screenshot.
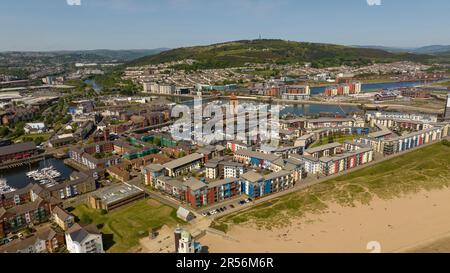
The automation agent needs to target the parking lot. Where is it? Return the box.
[199,197,253,218]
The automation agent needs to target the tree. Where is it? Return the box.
[34,136,45,146]
[327,135,334,144]
[0,127,10,137]
[152,137,161,146]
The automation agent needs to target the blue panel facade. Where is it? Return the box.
[264,180,272,195]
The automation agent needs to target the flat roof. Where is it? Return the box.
[93,183,144,205]
[241,171,263,183]
[208,177,237,188]
[184,177,206,191]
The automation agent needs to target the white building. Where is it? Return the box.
[65,223,104,253]
[178,231,195,253]
[223,162,245,178]
[24,122,47,134]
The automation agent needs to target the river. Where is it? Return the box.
[2,157,75,190]
[84,78,102,93]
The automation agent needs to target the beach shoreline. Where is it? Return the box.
[199,188,450,253]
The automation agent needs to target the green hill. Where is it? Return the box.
[127,39,431,69]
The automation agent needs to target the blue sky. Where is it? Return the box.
[1,0,449,51]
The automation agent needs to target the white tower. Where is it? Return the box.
[178,231,195,253]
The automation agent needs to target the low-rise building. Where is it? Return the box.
[65,223,104,253]
[0,142,38,164]
[51,206,75,231]
[240,170,294,199]
[24,122,46,134]
[163,153,204,177]
[89,183,145,212]
[0,226,64,253]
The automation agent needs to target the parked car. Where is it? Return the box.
[229,204,235,208]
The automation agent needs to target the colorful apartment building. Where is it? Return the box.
[226,140,250,153]
[302,142,373,176]
[240,170,295,199]
[304,142,342,159]
[281,85,311,100]
[324,82,361,96]
[184,177,241,208]
[357,124,450,156]
[233,149,281,170]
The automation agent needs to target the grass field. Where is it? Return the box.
[71,199,184,253]
[212,141,450,232]
[433,81,450,88]
[14,133,51,143]
[309,134,358,148]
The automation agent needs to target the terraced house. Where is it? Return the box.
[0,197,52,237]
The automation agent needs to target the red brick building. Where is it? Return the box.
[0,142,38,164]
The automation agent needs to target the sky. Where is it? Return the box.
[0,0,449,51]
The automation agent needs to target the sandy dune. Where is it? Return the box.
[199,188,450,253]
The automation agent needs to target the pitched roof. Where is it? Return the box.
[52,206,73,221]
[0,207,6,218]
[163,153,203,170]
[234,149,280,162]
[66,223,100,243]
[304,142,341,154]
[176,207,193,219]
[0,142,36,157]
[6,197,46,216]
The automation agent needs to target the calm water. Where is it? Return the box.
[84,78,102,93]
[280,104,360,116]
[2,157,75,190]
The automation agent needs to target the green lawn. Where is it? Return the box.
[309,134,358,148]
[71,199,184,253]
[213,141,450,232]
[15,133,51,144]
[433,80,450,88]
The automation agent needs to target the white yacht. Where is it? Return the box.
[0,178,16,195]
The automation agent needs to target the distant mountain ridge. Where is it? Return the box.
[355,45,450,55]
[0,48,170,63]
[127,39,431,69]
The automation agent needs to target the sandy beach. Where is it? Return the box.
[199,188,450,253]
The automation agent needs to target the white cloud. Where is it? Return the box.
[67,0,81,6]
[367,0,382,6]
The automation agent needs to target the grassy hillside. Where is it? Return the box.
[128,39,431,69]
